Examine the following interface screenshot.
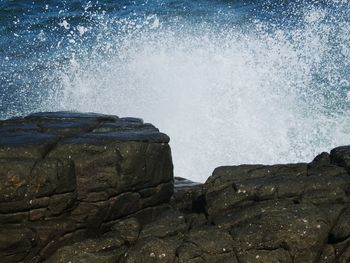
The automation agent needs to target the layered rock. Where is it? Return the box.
[204,158,350,262]
[0,112,173,262]
[2,112,350,263]
[35,150,350,263]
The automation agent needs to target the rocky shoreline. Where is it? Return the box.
[1,112,350,262]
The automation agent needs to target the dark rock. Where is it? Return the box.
[111,217,141,244]
[0,226,35,262]
[25,111,118,122]
[310,152,331,167]
[329,207,350,243]
[174,177,201,189]
[125,236,181,263]
[202,156,350,262]
[331,145,350,172]
[0,132,59,158]
[43,144,350,263]
[319,245,336,263]
[45,232,127,263]
[138,210,187,239]
[177,228,237,262]
[0,112,173,262]
[2,112,350,263]
[171,177,204,213]
[237,248,292,263]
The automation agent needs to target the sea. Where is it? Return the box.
[1,0,350,182]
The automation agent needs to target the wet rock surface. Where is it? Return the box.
[1,112,350,263]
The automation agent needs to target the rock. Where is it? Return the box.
[204,158,350,262]
[310,152,331,167]
[331,145,350,172]
[138,210,187,239]
[125,236,180,263]
[111,218,141,244]
[2,111,350,263]
[171,177,205,213]
[45,232,127,263]
[176,228,238,262]
[0,227,35,263]
[0,112,173,262]
[43,145,350,263]
[174,177,201,189]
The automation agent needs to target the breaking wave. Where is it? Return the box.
[2,0,350,181]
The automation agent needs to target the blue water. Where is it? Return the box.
[1,0,350,181]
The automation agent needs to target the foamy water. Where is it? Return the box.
[1,0,350,181]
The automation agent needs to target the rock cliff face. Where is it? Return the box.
[1,112,350,263]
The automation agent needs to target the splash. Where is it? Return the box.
[3,1,350,182]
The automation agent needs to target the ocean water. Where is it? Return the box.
[1,0,350,182]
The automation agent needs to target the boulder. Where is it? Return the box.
[204,158,350,262]
[0,112,173,262]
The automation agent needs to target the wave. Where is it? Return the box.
[2,0,350,181]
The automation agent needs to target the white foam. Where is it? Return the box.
[77,25,88,36]
[59,20,70,30]
[50,5,350,182]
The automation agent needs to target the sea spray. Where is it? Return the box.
[1,0,350,181]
